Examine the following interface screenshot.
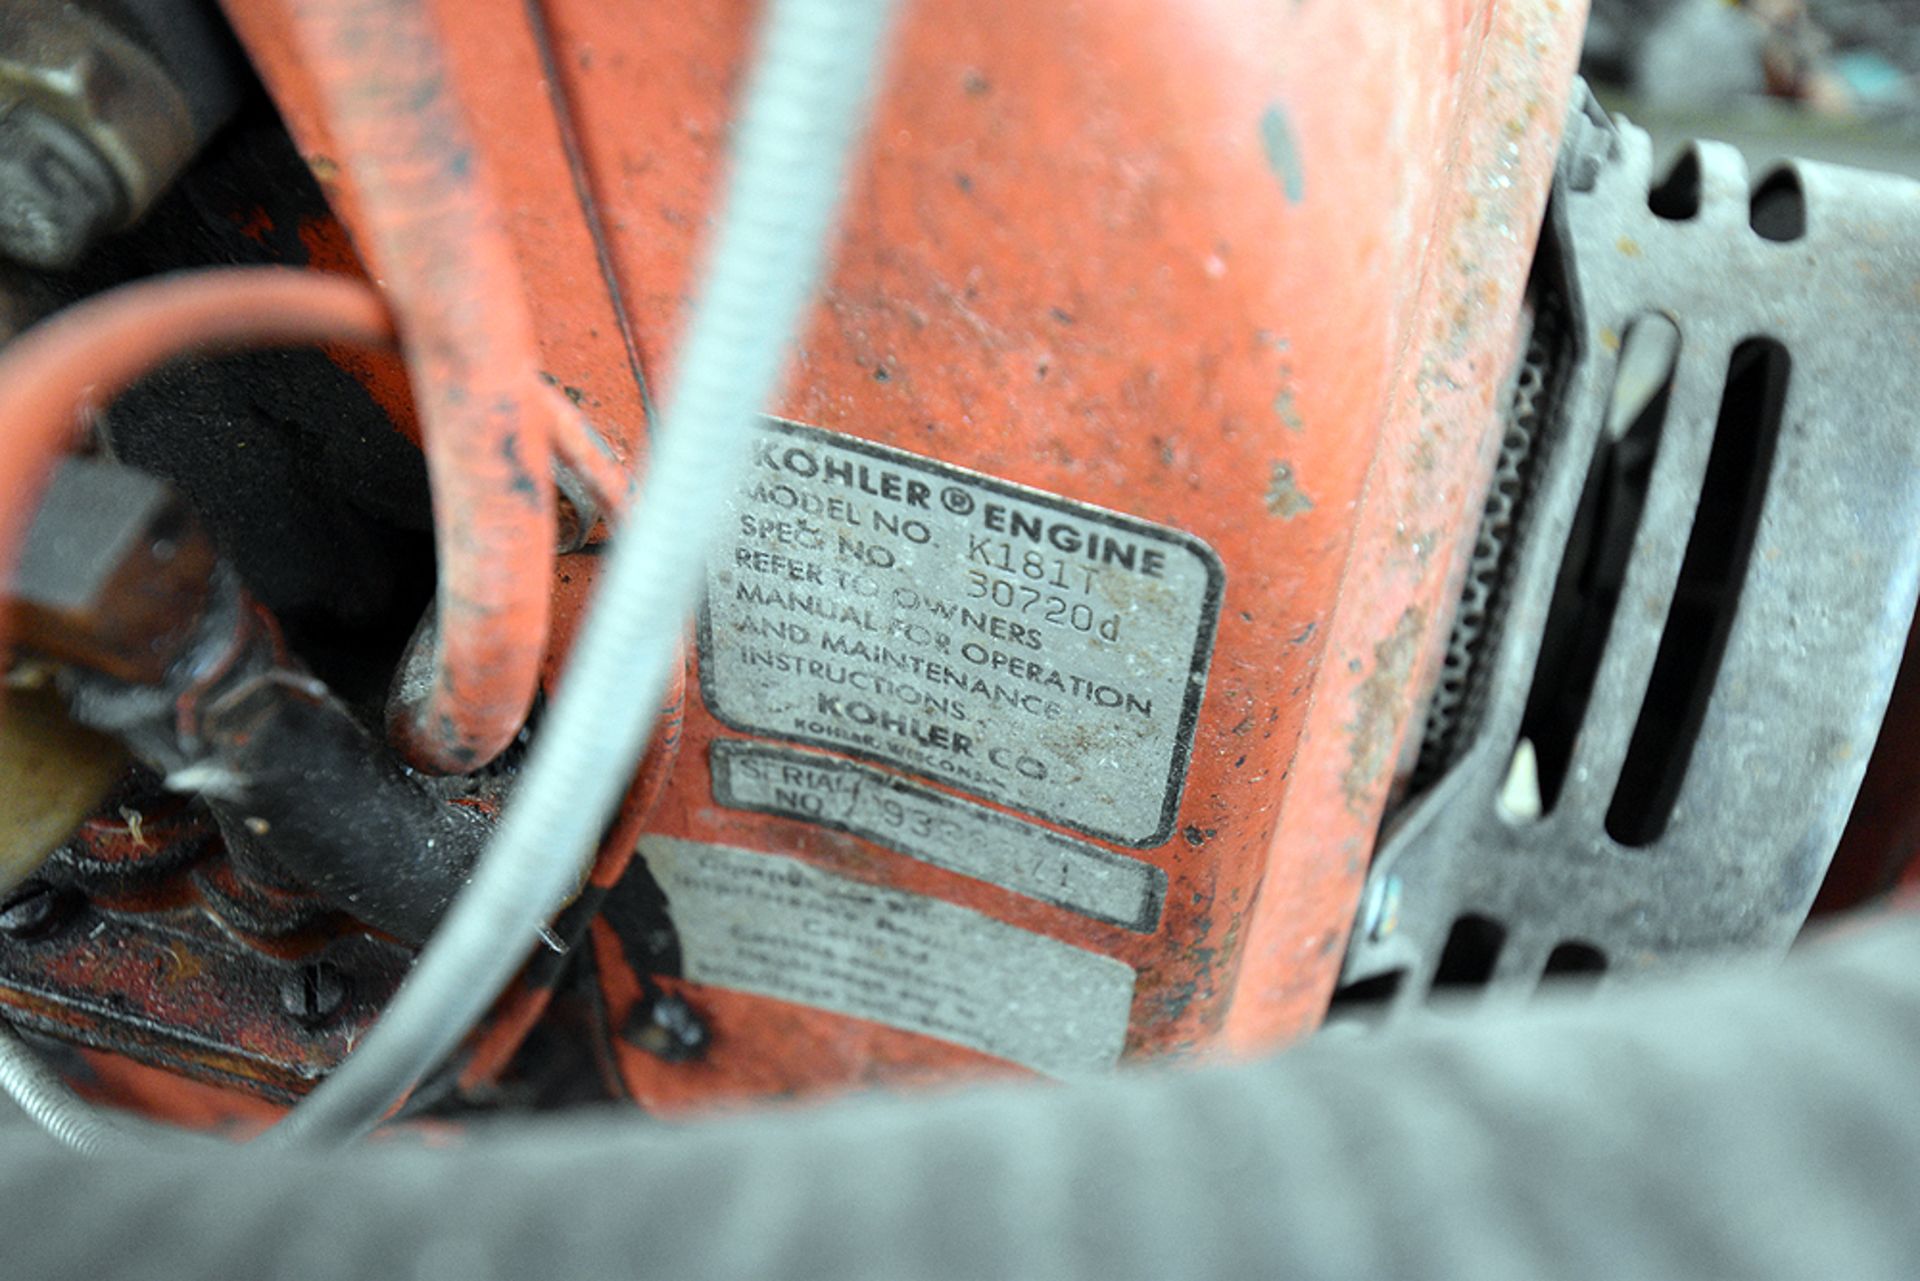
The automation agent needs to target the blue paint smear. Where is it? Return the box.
[1260,103,1305,204]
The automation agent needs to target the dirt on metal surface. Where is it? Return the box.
[1226,0,1590,1050]
[200,0,1587,1107]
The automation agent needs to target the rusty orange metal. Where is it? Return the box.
[1225,0,1590,1049]
[202,0,1588,1111]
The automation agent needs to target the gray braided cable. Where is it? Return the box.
[0,1026,126,1155]
[264,0,895,1144]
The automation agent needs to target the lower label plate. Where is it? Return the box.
[640,836,1138,1078]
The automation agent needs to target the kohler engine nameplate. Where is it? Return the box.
[698,419,1224,848]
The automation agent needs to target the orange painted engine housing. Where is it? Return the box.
[203,0,1587,1112]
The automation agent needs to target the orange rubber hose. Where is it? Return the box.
[0,267,608,774]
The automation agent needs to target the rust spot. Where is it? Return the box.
[1616,235,1642,258]
[1148,979,1200,1023]
[1340,606,1426,814]
[1264,461,1314,519]
[1412,432,1440,475]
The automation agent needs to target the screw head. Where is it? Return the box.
[621,992,710,1063]
[280,962,348,1029]
[0,882,70,939]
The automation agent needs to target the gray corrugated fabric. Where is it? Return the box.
[7,912,1920,1279]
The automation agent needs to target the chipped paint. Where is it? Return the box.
[1273,386,1305,431]
[1259,103,1306,203]
[1265,460,1314,518]
[1341,606,1426,813]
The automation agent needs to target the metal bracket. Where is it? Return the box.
[1339,95,1920,1014]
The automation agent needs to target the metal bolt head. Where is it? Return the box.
[14,458,219,684]
[0,881,70,939]
[280,962,349,1029]
[621,992,710,1063]
[0,4,198,269]
[0,102,120,269]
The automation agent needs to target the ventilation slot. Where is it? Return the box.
[1431,913,1506,992]
[1542,941,1607,980]
[1750,167,1806,242]
[1607,339,1790,847]
[1511,315,1679,818]
[1324,969,1406,1029]
[1648,149,1702,220]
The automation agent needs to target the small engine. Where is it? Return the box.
[0,0,1915,1148]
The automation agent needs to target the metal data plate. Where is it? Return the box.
[698,419,1222,848]
[640,837,1137,1079]
[1340,93,1920,1011]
